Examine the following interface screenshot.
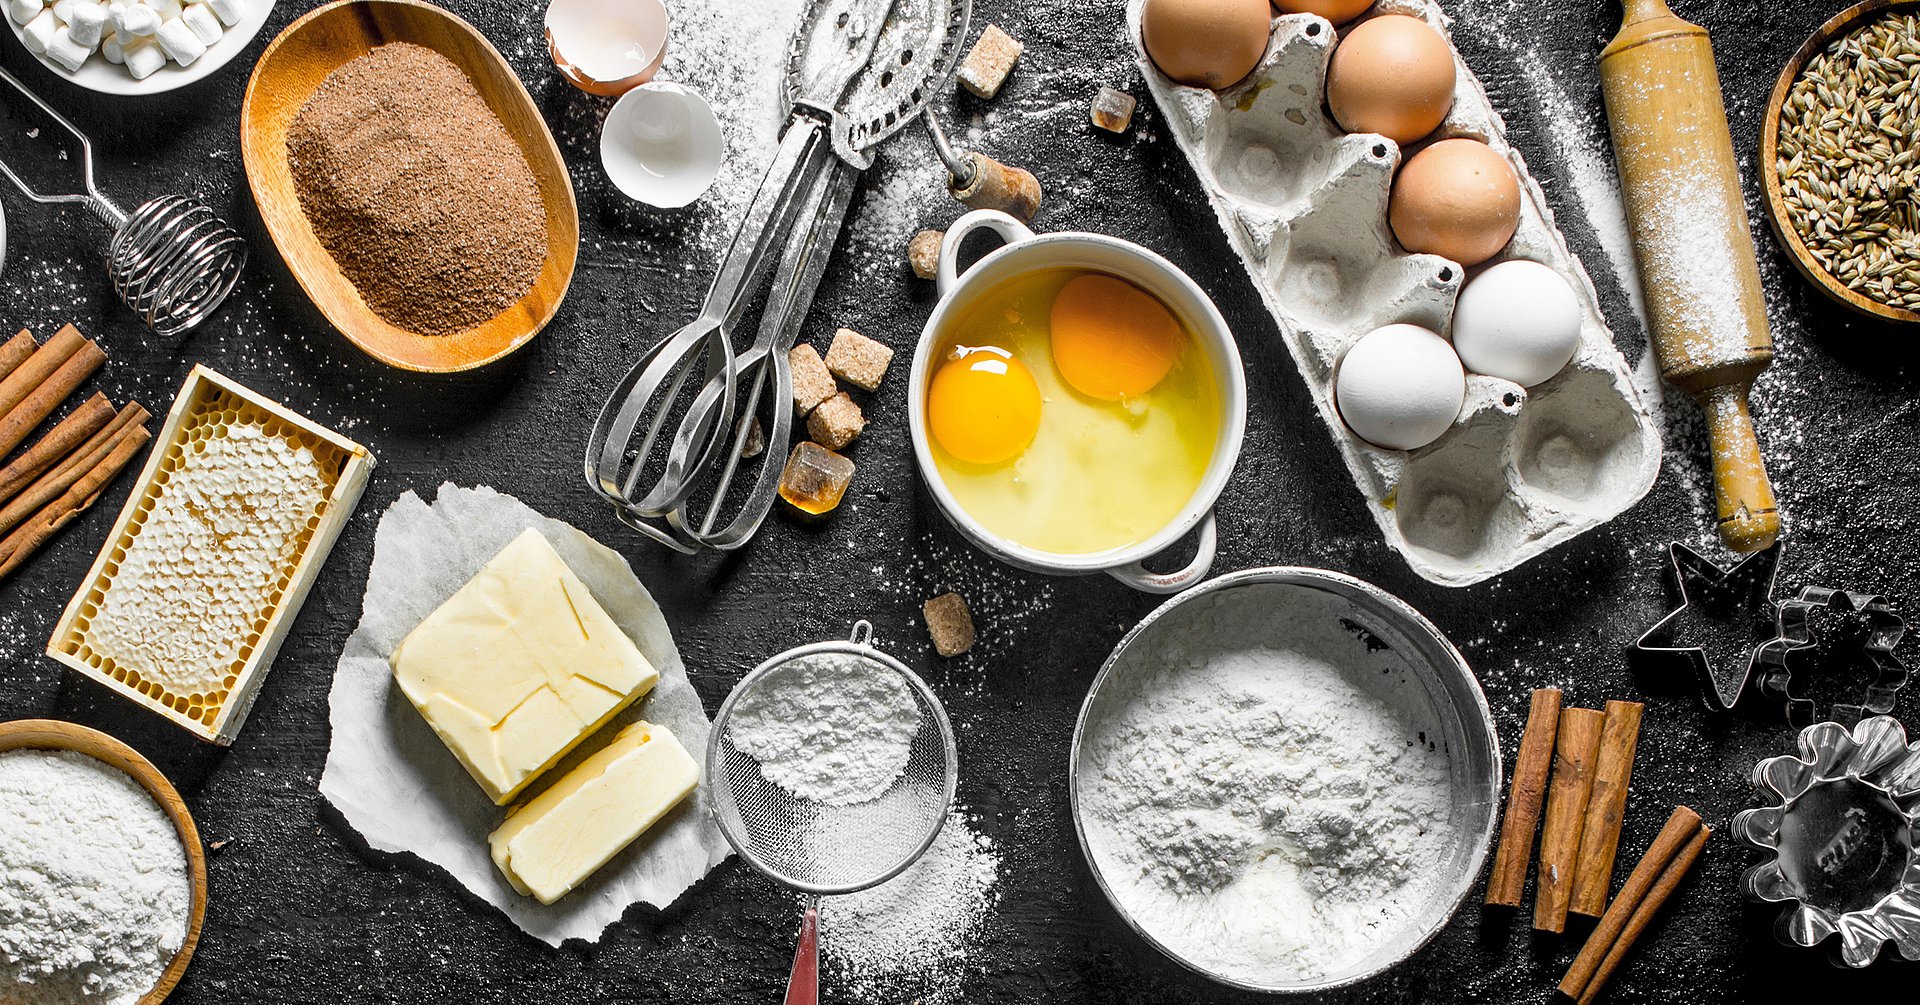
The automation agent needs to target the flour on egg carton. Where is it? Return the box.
[46,366,374,744]
[1128,0,1661,586]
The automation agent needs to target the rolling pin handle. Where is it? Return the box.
[1700,383,1780,553]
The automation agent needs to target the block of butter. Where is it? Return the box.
[489,719,699,904]
[390,528,659,805]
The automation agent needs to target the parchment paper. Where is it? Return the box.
[319,483,732,946]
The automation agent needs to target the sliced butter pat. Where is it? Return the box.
[489,720,699,904]
[390,528,658,804]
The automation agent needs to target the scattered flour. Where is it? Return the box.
[0,749,190,1005]
[1079,588,1454,985]
[729,652,922,805]
[819,811,1000,1003]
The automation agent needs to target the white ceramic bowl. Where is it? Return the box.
[907,210,1248,594]
[599,80,722,209]
[5,0,276,96]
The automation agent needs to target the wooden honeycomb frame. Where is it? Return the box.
[46,366,374,744]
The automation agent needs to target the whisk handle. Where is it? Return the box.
[782,904,818,1005]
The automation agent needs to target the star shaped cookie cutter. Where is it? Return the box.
[1732,716,1920,967]
[1754,588,1910,730]
[1635,542,1784,712]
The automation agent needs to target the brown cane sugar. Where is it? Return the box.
[286,43,547,337]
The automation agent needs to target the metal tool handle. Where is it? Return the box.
[0,67,125,228]
[586,117,834,522]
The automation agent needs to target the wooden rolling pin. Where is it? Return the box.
[1600,0,1779,553]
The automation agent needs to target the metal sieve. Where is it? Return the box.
[707,620,958,1004]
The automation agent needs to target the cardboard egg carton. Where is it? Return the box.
[1128,0,1660,586]
[47,366,374,744]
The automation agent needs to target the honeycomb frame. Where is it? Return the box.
[45,366,375,745]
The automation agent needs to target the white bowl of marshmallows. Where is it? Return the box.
[6,0,274,94]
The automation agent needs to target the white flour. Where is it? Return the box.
[729,652,922,805]
[819,812,1000,1003]
[0,750,190,1005]
[1080,589,1453,984]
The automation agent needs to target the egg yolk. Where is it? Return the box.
[928,345,1043,466]
[1049,274,1186,400]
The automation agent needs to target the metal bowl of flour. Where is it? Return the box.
[1068,567,1501,994]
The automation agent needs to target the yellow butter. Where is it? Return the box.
[390,528,658,804]
[489,719,699,904]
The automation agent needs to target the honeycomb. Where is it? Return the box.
[59,387,344,727]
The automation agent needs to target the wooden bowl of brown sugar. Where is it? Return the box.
[241,0,580,372]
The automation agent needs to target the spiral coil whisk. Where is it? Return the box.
[0,68,245,337]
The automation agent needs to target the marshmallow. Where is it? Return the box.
[21,8,56,52]
[123,33,163,77]
[146,0,179,18]
[102,27,121,61]
[202,0,236,27]
[66,0,106,45]
[154,15,202,63]
[8,0,41,26]
[180,2,216,44]
[112,0,156,34]
[50,0,75,21]
[46,25,94,70]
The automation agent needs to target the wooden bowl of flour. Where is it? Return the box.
[0,719,207,1004]
[240,0,580,372]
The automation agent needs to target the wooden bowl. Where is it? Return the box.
[240,0,580,372]
[0,719,207,1005]
[1759,0,1920,327]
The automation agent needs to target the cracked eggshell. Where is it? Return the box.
[600,81,722,209]
[546,0,666,97]
[1128,0,1662,586]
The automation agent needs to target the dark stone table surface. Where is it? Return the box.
[2,0,1918,1001]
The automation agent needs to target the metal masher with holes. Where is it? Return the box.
[707,621,959,1005]
[0,67,246,337]
[585,0,1039,555]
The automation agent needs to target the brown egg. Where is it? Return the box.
[1324,14,1456,144]
[1271,0,1374,24]
[1142,0,1272,90]
[1389,138,1522,266]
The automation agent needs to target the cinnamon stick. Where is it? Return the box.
[0,330,35,384]
[1485,687,1563,908]
[0,325,86,419]
[0,328,106,459]
[0,402,148,539]
[1534,706,1606,932]
[0,421,151,580]
[1570,700,1645,917]
[1559,808,1710,1004]
[0,392,114,507]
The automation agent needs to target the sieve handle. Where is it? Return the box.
[782,903,818,1005]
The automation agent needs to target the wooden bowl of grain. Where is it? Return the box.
[0,719,207,1004]
[240,0,580,372]
[1760,0,1920,327]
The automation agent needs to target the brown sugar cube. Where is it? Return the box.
[908,229,944,280]
[806,392,866,450]
[789,344,836,416]
[923,593,975,657]
[1090,86,1136,133]
[824,327,895,391]
[957,25,1022,99]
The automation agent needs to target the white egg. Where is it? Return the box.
[1335,323,1465,451]
[1450,259,1581,387]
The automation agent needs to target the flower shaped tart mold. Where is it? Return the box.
[1755,587,1910,730]
[1733,716,1920,967]
[1126,0,1661,586]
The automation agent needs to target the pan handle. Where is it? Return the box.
[936,209,1035,296]
[1105,513,1217,595]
